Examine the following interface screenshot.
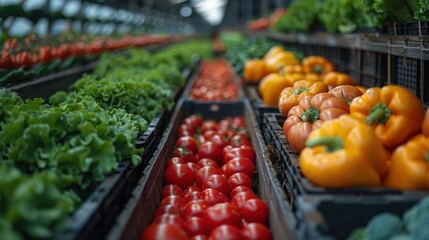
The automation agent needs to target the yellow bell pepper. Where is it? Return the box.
[383,134,429,191]
[323,72,356,88]
[300,115,389,188]
[302,56,335,76]
[278,80,329,117]
[350,86,425,148]
[263,46,299,74]
[258,72,294,106]
[243,59,267,82]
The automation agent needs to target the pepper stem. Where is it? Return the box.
[292,87,310,95]
[300,101,320,123]
[426,151,429,163]
[312,65,324,74]
[306,136,344,152]
[366,103,391,125]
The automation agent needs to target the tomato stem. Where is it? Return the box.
[300,101,320,123]
[312,65,323,74]
[306,136,344,152]
[366,103,391,125]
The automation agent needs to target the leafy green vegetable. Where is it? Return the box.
[366,213,403,240]
[273,0,322,33]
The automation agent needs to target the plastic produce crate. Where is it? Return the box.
[244,84,279,130]
[391,55,422,97]
[106,99,296,240]
[263,112,428,239]
[387,21,429,36]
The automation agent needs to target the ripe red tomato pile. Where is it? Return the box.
[189,60,239,102]
[141,115,272,240]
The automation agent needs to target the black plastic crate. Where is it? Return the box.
[387,21,429,36]
[391,55,421,96]
[107,99,297,240]
[245,85,279,130]
[320,47,347,72]
[423,59,429,107]
[344,48,359,74]
[360,50,387,87]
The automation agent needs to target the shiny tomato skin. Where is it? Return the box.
[195,166,221,188]
[183,115,203,129]
[186,162,201,173]
[176,136,198,154]
[230,135,251,147]
[159,195,186,210]
[197,158,219,168]
[223,157,255,178]
[178,124,195,137]
[241,199,269,224]
[184,191,202,203]
[228,173,253,190]
[231,192,258,209]
[164,164,195,189]
[173,148,198,163]
[198,141,222,163]
[210,134,230,149]
[201,120,218,132]
[201,188,230,206]
[191,235,207,240]
[184,216,207,237]
[196,135,206,146]
[153,205,181,220]
[184,186,201,195]
[230,186,254,199]
[162,184,185,199]
[242,223,271,240]
[166,157,186,168]
[209,225,244,240]
[202,174,230,196]
[153,214,186,230]
[203,130,217,140]
[140,223,188,240]
[222,145,234,159]
[203,203,242,233]
[182,199,210,219]
[224,148,255,164]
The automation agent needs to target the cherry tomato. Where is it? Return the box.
[195,166,221,188]
[3,38,17,51]
[242,223,271,240]
[164,164,195,189]
[186,162,201,173]
[161,184,185,199]
[141,223,188,240]
[203,130,217,140]
[182,199,210,219]
[228,173,253,190]
[202,174,230,196]
[201,120,218,132]
[184,216,207,237]
[201,188,229,206]
[210,134,230,149]
[0,51,12,69]
[191,235,208,240]
[12,51,32,68]
[153,205,181,219]
[166,157,186,168]
[184,186,202,195]
[183,115,203,129]
[224,148,255,164]
[209,225,244,240]
[222,145,234,159]
[230,135,251,147]
[196,135,206,145]
[52,44,70,60]
[197,158,219,168]
[223,157,255,178]
[37,46,54,63]
[231,192,258,209]
[230,186,254,199]
[231,117,246,129]
[176,136,198,154]
[159,195,186,210]
[198,141,222,163]
[241,199,269,224]
[184,191,202,203]
[203,203,242,232]
[152,214,186,232]
[173,147,198,163]
[217,129,233,139]
[178,124,195,137]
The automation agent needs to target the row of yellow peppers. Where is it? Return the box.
[243,46,429,191]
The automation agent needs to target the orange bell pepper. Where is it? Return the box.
[263,46,299,74]
[300,115,389,188]
[383,134,429,190]
[423,108,429,137]
[278,80,329,117]
[329,85,363,105]
[350,86,425,148]
[304,72,322,84]
[258,72,294,106]
[243,59,267,82]
[283,92,349,153]
[323,72,356,88]
[302,56,335,76]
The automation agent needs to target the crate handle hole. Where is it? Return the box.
[209,104,220,111]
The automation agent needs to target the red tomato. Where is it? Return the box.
[209,225,244,240]
[210,134,230,149]
[197,158,219,168]
[182,199,210,219]
[184,216,207,237]
[191,235,207,240]
[186,162,201,173]
[159,195,186,210]
[52,44,70,60]
[176,136,198,154]
[153,205,181,219]
[231,117,246,129]
[230,186,254,199]
[166,157,186,168]
[201,188,230,206]
[0,51,12,69]
[184,186,201,195]
[162,184,185,199]
[217,129,233,139]
[173,147,198,163]
[203,130,217,140]
[241,199,269,224]
[203,203,242,232]
[242,223,271,240]
[12,51,32,68]
[230,135,251,147]
[224,148,255,164]
[202,174,230,196]
[218,118,233,131]
[223,157,255,178]
[222,145,234,159]
[153,214,186,230]
[184,191,202,203]
[141,223,188,240]
[198,141,222,163]
[183,115,203,129]
[196,135,206,145]
[70,42,87,57]
[178,124,195,137]
[231,192,258,209]
[201,120,218,132]
[3,38,17,51]
[164,164,195,189]
[235,128,251,139]
[195,166,221,188]
[228,173,253,190]
[37,46,54,63]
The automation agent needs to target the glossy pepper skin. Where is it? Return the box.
[243,59,267,82]
[263,46,299,74]
[329,85,363,105]
[423,108,429,137]
[350,86,425,148]
[323,72,356,88]
[383,134,429,191]
[300,115,389,188]
[278,80,329,117]
[283,92,349,153]
[302,56,335,76]
[258,72,294,106]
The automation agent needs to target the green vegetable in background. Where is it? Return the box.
[273,0,322,33]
